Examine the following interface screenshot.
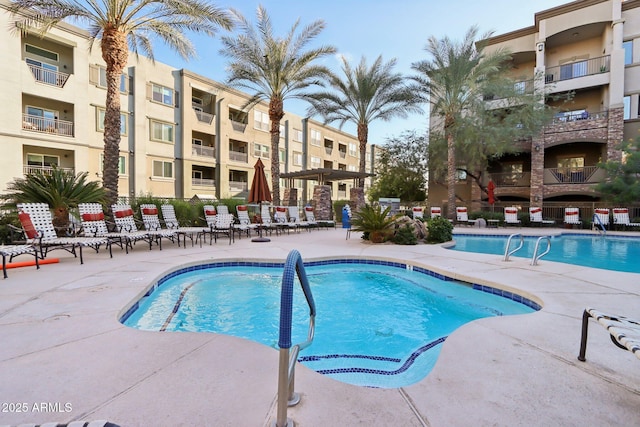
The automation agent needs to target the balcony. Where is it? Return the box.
[325,147,333,155]
[489,172,532,187]
[484,79,535,101]
[27,63,70,88]
[192,144,215,158]
[230,120,247,132]
[545,56,610,83]
[193,108,214,125]
[339,151,347,159]
[551,109,608,125]
[22,113,74,137]
[23,165,75,175]
[544,166,604,185]
[229,181,248,192]
[192,178,216,187]
[229,151,248,163]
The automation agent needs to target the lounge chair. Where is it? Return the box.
[564,207,582,228]
[235,205,258,238]
[17,203,112,263]
[456,207,476,226]
[612,208,640,230]
[287,206,310,232]
[578,307,640,362]
[214,213,235,244]
[592,208,610,231]
[217,204,230,215]
[529,207,555,227]
[430,207,442,219]
[260,205,278,235]
[412,207,424,220]
[274,206,298,234]
[303,206,335,229]
[160,204,208,247]
[139,204,178,248]
[504,207,521,227]
[78,202,146,253]
[1,244,39,279]
[111,204,157,251]
[202,205,218,244]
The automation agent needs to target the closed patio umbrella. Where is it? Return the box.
[248,158,272,242]
[487,180,496,212]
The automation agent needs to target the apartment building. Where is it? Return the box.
[428,0,640,210]
[0,1,367,206]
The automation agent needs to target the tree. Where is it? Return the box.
[596,138,640,204]
[1,168,106,231]
[412,26,547,220]
[9,0,234,213]
[220,5,336,205]
[368,131,428,202]
[307,55,423,194]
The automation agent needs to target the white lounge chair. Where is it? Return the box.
[504,207,521,227]
[79,202,146,253]
[412,207,424,220]
[287,206,310,232]
[214,213,235,244]
[303,206,335,229]
[274,206,298,234]
[139,204,178,248]
[529,207,555,227]
[202,205,218,244]
[430,207,442,219]
[592,208,610,231]
[564,207,582,228]
[235,205,258,238]
[18,203,112,263]
[456,207,476,226]
[111,204,157,251]
[160,204,208,247]
[612,208,640,230]
[1,244,39,279]
[216,204,229,215]
[578,307,640,362]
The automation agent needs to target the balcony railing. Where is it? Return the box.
[229,181,248,192]
[325,147,333,155]
[192,144,215,158]
[484,79,534,101]
[193,107,214,124]
[231,120,247,132]
[551,110,608,124]
[489,172,532,187]
[545,55,610,84]
[27,63,69,88]
[545,166,602,184]
[192,178,216,187]
[23,165,75,175]
[229,151,248,163]
[339,151,347,158]
[22,113,74,137]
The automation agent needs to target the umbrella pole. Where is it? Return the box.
[252,201,270,242]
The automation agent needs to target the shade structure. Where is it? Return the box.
[487,180,496,206]
[248,158,272,242]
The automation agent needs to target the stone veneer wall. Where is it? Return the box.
[312,185,333,220]
[282,188,298,207]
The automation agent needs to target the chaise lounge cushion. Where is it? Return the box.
[18,211,38,239]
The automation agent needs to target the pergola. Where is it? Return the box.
[280,168,373,186]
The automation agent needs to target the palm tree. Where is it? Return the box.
[1,168,106,232]
[8,0,234,212]
[411,26,511,220]
[220,5,336,205]
[307,55,423,201]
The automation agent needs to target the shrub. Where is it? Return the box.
[426,216,453,243]
[351,204,394,243]
[393,224,418,245]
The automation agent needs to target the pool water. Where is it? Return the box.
[123,262,536,388]
[450,234,640,273]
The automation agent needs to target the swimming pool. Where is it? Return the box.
[121,259,538,388]
[450,233,640,273]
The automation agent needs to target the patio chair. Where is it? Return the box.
[287,206,310,232]
[214,213,236,244]
[504,207,521,227]
[78,202,147,254]
[17,203,112,264]
[412,207,424,220]
[430,207,442,219]
[274,206,298,234]
[217,204,230,215]
[260,205,279,235]
[139,204,178,248]
[235,205,258,238]
[456,207,476,227]
[612,208,640,230]
[529,207,555,227]
[1,244,39,279]
[592,208,610,231]
[160,204,208,247]
[111,204,157,251]
[303,206,335,229]
[578,307,640,362]
[202,205,218,244]
[564,207,582,228]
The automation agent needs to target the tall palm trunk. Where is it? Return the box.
[357,122,368,188]
[101,28,128,214]
[269,96,284,206]
[446,130,456,221]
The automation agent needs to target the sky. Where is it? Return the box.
[149,0,570,145]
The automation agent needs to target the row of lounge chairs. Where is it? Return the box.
[2,202,335,278]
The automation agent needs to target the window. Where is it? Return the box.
[150,83,174,106]
[279,149,286,163]
[192,96,203,112]
[279,124,286,138]
[348,164,357,172]
[100,154,126,174]
[293,151,303,166]
[557,156,584,172]
[97,108,127,135]
[25,106,56,130]
[89,65,128,93]
[310,129,321,146]
[624,40,633,65]
[25,44,58,61]
[310,156,321,168]
[455,169,467,181]
[152,160,173,178]
[150,120,174,143]
[27,153,58,168]
[254,110,269,131]
[253,142,270,158]
[624,96,631,120]
[292,128,303,142]
[560,60,587,80]
[348,142,357,157]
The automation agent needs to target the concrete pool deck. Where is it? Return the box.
[0,226,639,426]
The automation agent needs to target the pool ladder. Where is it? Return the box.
[274,250,316,427]
[503,234,552,266]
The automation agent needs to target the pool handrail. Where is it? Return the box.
[592,213,607,235]
[503,233,524,262]
[531,235,552,266]
[275,249,316,427]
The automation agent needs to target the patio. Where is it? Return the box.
[0,227,639,426]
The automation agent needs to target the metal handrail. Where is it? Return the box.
[592,213,607,235]
[274,249,316,427]
[503,233,524,262]
[531,236,551,266]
